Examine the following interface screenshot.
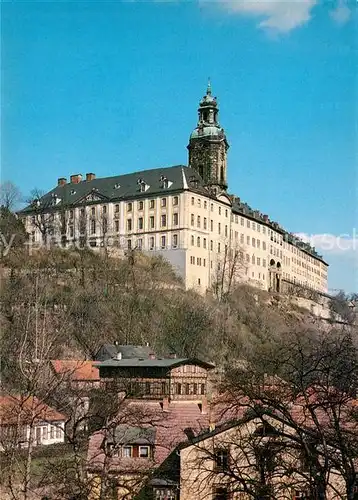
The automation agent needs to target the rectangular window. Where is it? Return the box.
[139,446,150,458]
[150,199,155,209]
[214,449,229,470]
[218,223,221,234]
[137,238,143,249]
[197,215,201,228]
[263,259,266,267]
[43,426,48,440]
[149,237,155,250]
[161,198,167,207]
[115,204,120,213]
[203,238,207,249]
[69,209,74,219]
[197,198,201,207]
[210,220,213,232]
[161,235,166,249]
[91,220,96,234]
[138,217,143,230]
[247,236,250,245]
[102,205,107,214]
[173,196,178,206]
[191,214,195,226]
[257,239,261,249]
[218,207,221,215]
[203,217,207,229]
[161,214,167,227]
[127,219,132,231]
[203,259,206,267]
[55,426,61,439]
[204,201,207,209]
[127,239,132,250]
[211,203,213,212]
[252,238,256,247]
[127,202,132,212]
[50,426,55,439]
[247,220,250,228]
[138,200,144,210]
[69,226,74,238]
[149,216,155,229]
[191,235,195,246]
[123,446,132,458]
[210,240,213,251]
[257,257,261,266]
[197,237,200,247]
[173,234,178,248]
[225,225,228,237]
[218,242,221,253]
[191,197,194,205]
[115,220,119,232]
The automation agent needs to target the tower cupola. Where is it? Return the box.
[188,81,229,192]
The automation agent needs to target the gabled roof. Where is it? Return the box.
[95,357,215,370]
[0,395,66,425]
[19,165,208,213]
[50,359,100,381]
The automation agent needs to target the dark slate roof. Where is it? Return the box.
[94,344,155,361]
[19,165,207,214]
[110,425,156,445]
[95,357,215,370]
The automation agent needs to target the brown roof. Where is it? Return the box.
[0,395,66,426]
[87,399,245,473]
[50,359,100,381]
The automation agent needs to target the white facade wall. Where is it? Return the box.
[24,190,328,294]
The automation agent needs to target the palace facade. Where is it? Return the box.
[20,83,328,294]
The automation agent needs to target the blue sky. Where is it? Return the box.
[1,0,357,292]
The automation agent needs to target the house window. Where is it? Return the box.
[127,219,132,231]
[173,213,179,225]
[203,217,207,230]
[173,196,178,206]
[115,220,119,232]
[203,238,207,249]
[43,426,48,440]
[123,446,132,458]
[204,200,207,209]
[263,242,267,250]
[138,201,144,210]
[218,207,221,215]
[161,235,166,249]
[197,237,200,247]
[127,239,132,250]
[150,199,155,209]
[149,237,155,250]
[173,234,178,248]
[161,214,167,227]
[115,204,119,213]
[139,446,150,458]
[55,426,61,439]
[191,214,195,226]
[197,215,201,228]
[191,197,194,205]
[69,226,74,238]
[257,257,261,266]
[150,216,155,229]
[127,202,132,212]
[137,238,143,249]
[252,238,256,247]
[138,217,143,230]
[91,220,96,234]
[252,255,255,264]
[197,198,201,207]
[218,223,221,234]
[210,220,213,232]
[210,240,213,251]
[214,449,229,470]
[225,225,228,237]
[102,205,107,214]
[161,198,167,208]
[247,220,250,228]
[225,209,228,217]
[218,243,221,253]
[213,487,229,500]
[69,210,74,220]
[191,235,194,246]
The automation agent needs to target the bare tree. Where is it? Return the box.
[0,181,22,211]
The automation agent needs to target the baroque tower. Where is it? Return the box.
[188,81,229,192]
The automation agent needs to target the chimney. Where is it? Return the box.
[263,214,269,222]
[162,396,169,412]
[86,172,96,182]
[70,174,82,184]
[57,177,67,186]
[149,353,156,360]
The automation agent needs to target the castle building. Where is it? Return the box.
[19,83,328,294]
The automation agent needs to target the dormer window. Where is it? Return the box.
[137,178,149,193]
[114,183,120,189]
[70,189,76,195]
[160,175,173,189]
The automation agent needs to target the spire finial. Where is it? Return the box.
[207,78,211,95]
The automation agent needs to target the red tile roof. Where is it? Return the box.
[87,399,245,474]
[0,395,66,426]
[50,360,100,381]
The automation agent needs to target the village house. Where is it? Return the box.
[0,394,66,450]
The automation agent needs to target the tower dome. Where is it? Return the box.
[187,81,229,191]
